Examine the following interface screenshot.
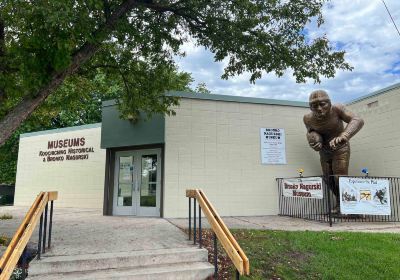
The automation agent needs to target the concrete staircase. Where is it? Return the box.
[27,247,214,279]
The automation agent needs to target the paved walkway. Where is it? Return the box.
[0,206,193,256]
[1,206,398,279]
[0,206,215,279]
[168,215,400,233]
[1,206,399,254]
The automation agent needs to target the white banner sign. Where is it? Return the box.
[339,177,391,215]
[282,177,323,199]
[260,128,286,164]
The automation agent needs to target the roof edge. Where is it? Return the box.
[166,91,308,107]
[347,82,400,105]
[102,92,309,108]
[20,123,102,139]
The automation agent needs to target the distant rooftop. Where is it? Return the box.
[347,82,400,105]
[103,91,309,108]
[167,91,309,107]
[101,81,400,109]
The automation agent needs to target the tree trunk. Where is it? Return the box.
[0,18,4,57]
[0,0,141,146]
[0,43,98,146]
[0,17,5,103]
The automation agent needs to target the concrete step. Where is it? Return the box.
[27,261,214,280]
[29,247,209,275]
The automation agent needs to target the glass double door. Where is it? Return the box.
[113,149,161,216]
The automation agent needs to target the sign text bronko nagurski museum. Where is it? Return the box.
[282,177,323,199]
[39,137,95,162]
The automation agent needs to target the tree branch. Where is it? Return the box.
[118,68,131,96]
[0,17,6,103]
[144,2,207,27]
[103,0,111,21]
[0,0,146,146]
[0,18,4,57]
[90,64,120,70]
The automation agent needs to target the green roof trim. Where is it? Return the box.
[166,91,308,107]
[347,82,400,105]
[102,91,309,108]
[101,104,164,149]
[20,123,102,138]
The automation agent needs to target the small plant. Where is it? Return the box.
[10,268,24,280]
[0,235,10,246]
[0,214,13,220]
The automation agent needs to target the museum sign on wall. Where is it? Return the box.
[260,128,287,164]
[339,177,391,215]
[15,124,105,209]
[38,137,95,162]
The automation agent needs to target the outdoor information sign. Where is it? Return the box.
[260,128,286,164]
[339,177,391,215]
[282,177,323,199]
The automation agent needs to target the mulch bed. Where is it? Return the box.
[180,227,236,280]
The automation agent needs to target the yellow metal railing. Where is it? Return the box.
[0,191,58,280]
[186,189,250,277]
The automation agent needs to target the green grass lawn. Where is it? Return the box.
[233,230,400,280]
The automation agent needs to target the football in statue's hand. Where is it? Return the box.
[307,131,323,151]
[307,131,322,143]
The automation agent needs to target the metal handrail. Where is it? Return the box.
[186,189,250,279]
[0,191,58,280]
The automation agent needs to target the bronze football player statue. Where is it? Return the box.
[303,90,364,210]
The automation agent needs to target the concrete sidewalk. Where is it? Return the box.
[2,206,400,242]
[1,206,400,242]
[168,215,400,233]
[0,206,214,279]
[0,206,193,255]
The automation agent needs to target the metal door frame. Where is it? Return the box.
[112,148,161,216]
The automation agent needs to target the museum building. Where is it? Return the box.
[13,83,400,217]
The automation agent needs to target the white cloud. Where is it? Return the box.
[176,0,400,103]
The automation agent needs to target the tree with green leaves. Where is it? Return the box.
[0,0,352,147]
[0,68,195,183]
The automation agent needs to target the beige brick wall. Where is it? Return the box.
[14,125,106,208]
[164,98,321,217]
[348,87,400,176]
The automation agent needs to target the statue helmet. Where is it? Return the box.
[309,90,330,104]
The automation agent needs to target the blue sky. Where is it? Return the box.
[176,0,400,103]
